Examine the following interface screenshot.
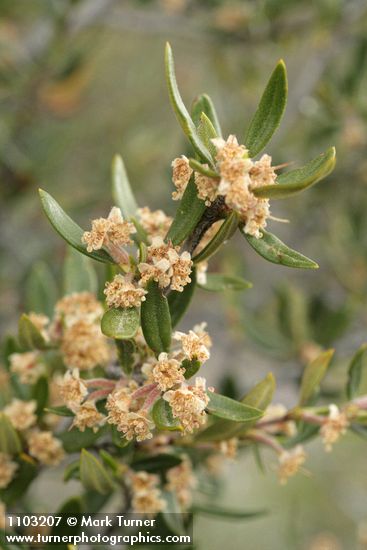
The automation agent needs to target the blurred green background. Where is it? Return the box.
[1,0,367,548]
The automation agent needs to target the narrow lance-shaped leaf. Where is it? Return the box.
[63,246,98,295]
[192,504,267,520]
[165,176,206,246]
[245,59,287,158]
[242,228,318,269]
[31,376,49,416]
[168,268,196,328]
[252,147,336,199]
[198,274,252,292]
[206,391,263,422]
[193,212,239,264]
[131,454,182,473]
[299,349,334,406]
[80,449,115,495]
[115,339,136,375]
[197,373,274,442]
[197,112,218,158]
[346,344,367,400]
[191,93,222,136]
[101,307,140,340]
[152,398,182,431]
[39,189,114,264]
[18,314,48,351]
[25,261,58,317]
[141,280,172,355]
[0,413,22,455]
[165,43,212,165]
[111,154,138,219]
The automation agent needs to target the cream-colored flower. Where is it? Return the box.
[163,378,209,433]
[138,237,192,292]
[262,404,296,437]
[130,471,160,493]
[28,312,50,341]
[320,404,349,452]
[71,401,105,433]
[137,207,172,239]
[277,445,306,485]
[173,328,210,363]
[165,456,197,509]
[145,352,185,392]
[132,491,166,516]
[104,274,147,308]
[9,351,44,385]
[61,320,109,370]
[58,369,88,411]
[196,261,208,285]
[0,453,18,489]
[211,135,272,239]
[27,431,65,466]
[3,399,37,431]
[0,501,6,530]
[249,154,277,187]
[171,156,193,200]
[194,171,218,206]
[106,385,153,442]
[54,292,104,327]
[82,207,136,252]
[218,437,238,459]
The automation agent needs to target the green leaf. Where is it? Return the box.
[182,358,201,379]
[101,307,140,340]
[25,261,58,317]
[141,281,172,355]
[115,339,136,375]
[191,93,222,136]
[252,147,336,199]
[111,154,139,219]
[245,59,287,157]
[193,213,239,264]
[0,413,22,454]
[44,406,74,417]
[198,274,252,292]
[80,449,115,494]
[197,374,273,442]
[206,391,263,422]
[192,504,267,520]
[346,344,367,399]
[99,450,119,473]
[63,246,98,294]
[63,460,80,482]
[39,189,114,264]
[165,176,206,246]
[52,497,84,542]
[197,112,218,158]
[243,229,318,269]
[18,314,48,351]
[242,372,276,410]
[299,349,334,406]
[0,454,37,505]
[132,453,182,473]
[168,268,196,328]
[59,426,107,453]
[165,43,212,165]
[152,399,182,431]
[31,376,49,416]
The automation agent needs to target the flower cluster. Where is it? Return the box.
[129,471,166,515]
[138,236,192,292]
[171,134,277,239]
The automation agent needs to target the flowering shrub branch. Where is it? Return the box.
[2,43,366,537]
